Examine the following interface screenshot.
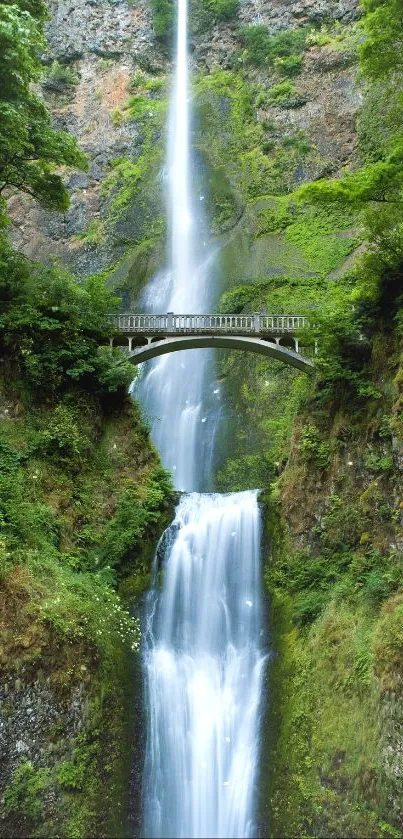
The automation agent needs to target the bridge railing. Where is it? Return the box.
[108,313,310,333]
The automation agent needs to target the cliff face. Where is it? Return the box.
[0,369,173,837]
[8,0,360,293]
[5,1,403,837]
[8,0,155,277]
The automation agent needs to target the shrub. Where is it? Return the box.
[150,0,175,42]
[372,594,403,693]
[4,762,51,821]
[294,588,328,625]
[112,108,124,127]
[300,424,331,469]
[267,81,296,104]
[42,61,79,91]
[240,25,307,69]
[274,54,303,77]
[38,404,91,468]
[204,0,238,20]
[0,238,134,400]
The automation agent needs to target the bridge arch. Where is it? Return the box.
[124,335,314,373]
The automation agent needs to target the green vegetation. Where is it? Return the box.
[0,242,173,834]
[149,0,175,43]
[192,69,326,229]
[102,74,167,248]
[1,0,403,833]
[240,24,308,73]
[204,0,239,21]
[74,218,105,245]
[0,231,173,834]
[266,80,296,104]
[42,60,79,92]
[0,0,85,211]
[0,1,173,834]
[212,2,403,834]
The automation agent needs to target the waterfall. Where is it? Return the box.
[143,493,265,838]
[139,0,266,835]
[136,0,214,493]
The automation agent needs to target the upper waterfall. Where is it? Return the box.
[168,0,193,311]
[135,0,218,492]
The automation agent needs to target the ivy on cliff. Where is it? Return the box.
[0,0,85,213]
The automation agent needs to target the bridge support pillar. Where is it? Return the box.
[127,337,133,352]
[294,338,299,353]
[109,337,114,348]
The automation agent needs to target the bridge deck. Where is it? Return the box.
[109,312,310,336]
[107,312,316,372]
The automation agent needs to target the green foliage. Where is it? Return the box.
[42,60,79,91]
[360,0,403,80]
[4,762,51,822]
[57,759,87,792]
[100,467,173,569]
[300,424,331,469]
[30,554,141,652]
[203,0,238,21]
[274,54,303,77]
[363,447,393,472]
[266,81,296,104]
[0,2,85,214]
[373,595,403,693]
[75,219,105,245]
[240,24,307,70]
[38,403,92,468]
[0,236,133,399]
[216,452,274,492]
[297,153,403,207]
[103,79,167,241]
[111,108,124,127]
[150,0,175,42]
[306,25,332,47]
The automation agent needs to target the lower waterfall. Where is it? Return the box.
[142,490,266,838]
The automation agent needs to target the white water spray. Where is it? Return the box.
[139,0,266,835]
[136,0,213,492]
[143,493,265,838]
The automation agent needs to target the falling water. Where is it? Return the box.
[136,0,214,492]
[139,0,266,835]
[143,493,265,838]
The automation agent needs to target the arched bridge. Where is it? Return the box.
[108,312,316,373]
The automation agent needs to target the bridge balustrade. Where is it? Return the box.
[108,313,310,334]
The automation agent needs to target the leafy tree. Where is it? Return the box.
[0,1,85,215]
[360,0,403,79]
[0,236,134,400]
[240,25,307,69]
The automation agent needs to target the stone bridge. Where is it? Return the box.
[108,312,316,372]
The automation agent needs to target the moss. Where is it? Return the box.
[74,219,105,246]
[372,594,403,695]
[102,79,167,249]
[261,523,401,837]
[0,363,173,835]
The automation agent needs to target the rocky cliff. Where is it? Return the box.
[4,0,403,837]
[8,0,361,294]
